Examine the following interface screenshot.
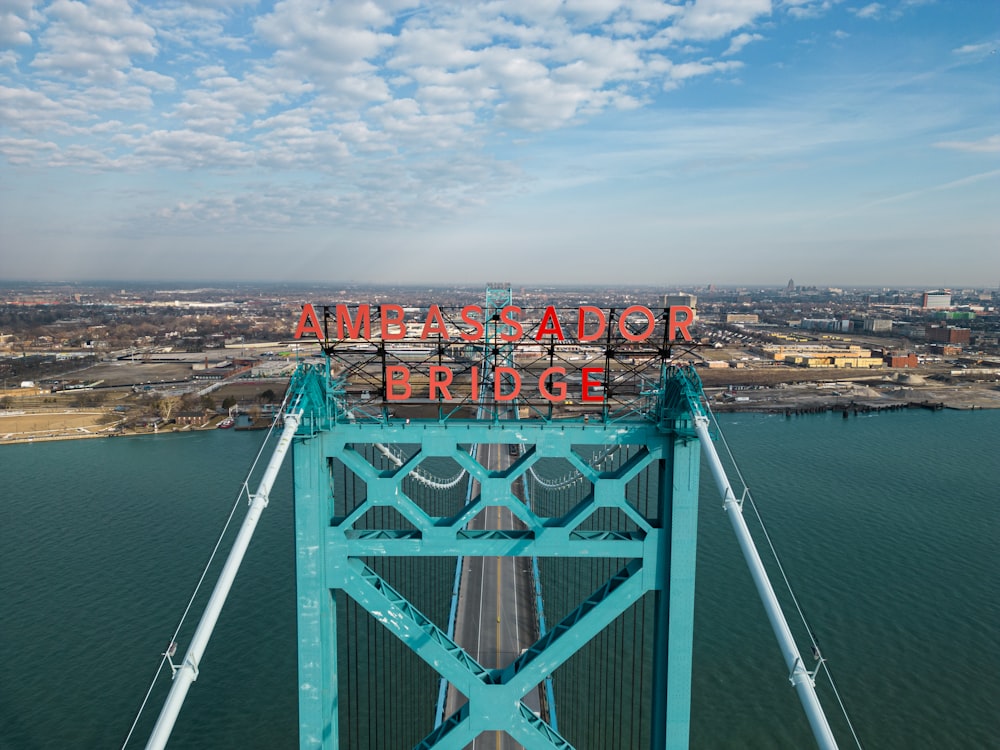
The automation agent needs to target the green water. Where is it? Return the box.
[1,409,997,748]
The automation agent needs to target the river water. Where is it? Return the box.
[1,409,996,749]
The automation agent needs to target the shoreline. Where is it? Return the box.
[0,420,223,446]
[4,386,998,447]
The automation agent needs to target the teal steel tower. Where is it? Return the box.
[287,287,707,748]
[142,288,840,750]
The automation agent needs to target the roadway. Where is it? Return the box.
[446,441,543,750]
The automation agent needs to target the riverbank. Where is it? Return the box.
[3,378,998,445]
[704,377,1000,414]
[0,410,224,445]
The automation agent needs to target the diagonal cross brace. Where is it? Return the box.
[342,555,648,749]
[339,558,491,693]
[500,559,646,696]
[412,701,576,750]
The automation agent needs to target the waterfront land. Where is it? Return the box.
[3,351,998,445]
[2,281,998,444]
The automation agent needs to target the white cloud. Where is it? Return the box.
[952,42,996,56]
[142,3,252,53]
[0,0,36,46]
[130,67,175,92]
[0,48,20,68]
[119,127,255,169]
[666,0,772,42]
[669,59,744,81]
[0,0,772,173]
[782,0,838,20]
[2,0,989,255]
[32,0,158,84]
[852,3,883,20]
[857,169,1000,209]
[0,135,59,165]
[0,84,88,134]
[724,32,764,55]
[934,135,1000,154]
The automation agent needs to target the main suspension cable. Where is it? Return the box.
[703,402,864,749]
[120,397,290,748]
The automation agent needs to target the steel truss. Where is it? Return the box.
[289,363,704,749]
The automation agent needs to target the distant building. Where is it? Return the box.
[664,293,697,312]
[928,344,963,356]
[922,291,952,309]
[925,325,970,345]
[862,318,893,333]
[800,318,851,333]
[892,322,926,339]
[726,313,759,324]
[884,352,918,368]
[175,411,210,426]
[761,344,883,369]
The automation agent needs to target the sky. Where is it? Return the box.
[0,0,997,288]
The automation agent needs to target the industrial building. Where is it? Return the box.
[925,325,971,345]
[760,344,884,369]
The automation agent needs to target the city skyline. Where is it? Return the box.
[1,0,997,287]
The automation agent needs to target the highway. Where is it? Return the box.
[446,441,543,750]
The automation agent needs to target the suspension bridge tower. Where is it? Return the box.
[287,286,706,749]
[143,287,841,750]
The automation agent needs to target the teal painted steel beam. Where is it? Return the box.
[415,704,577,750]
[336,559,492,694]
[500,559,649,696]
[336,531,647,558]
[317,419,667,447]
[414,704,474,750]
[294,433,339,750]
[339,558,579,748]
[509,704,576,750]
[291,361,706,749]
[650,428,701,749]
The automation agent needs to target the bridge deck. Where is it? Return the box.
[446,441,543,750]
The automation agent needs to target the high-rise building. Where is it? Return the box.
[664,292,697,311]
[922,291,952,309]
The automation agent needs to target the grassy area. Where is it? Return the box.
[0,409,120,442]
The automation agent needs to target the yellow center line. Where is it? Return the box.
[496,506,502,750]
[495,445,503,750]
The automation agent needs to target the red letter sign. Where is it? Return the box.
[494,367,521,401]
[421,304,449,340]
[577,306,606,342]
[581,367,604,403]
[335,304,370,340]
[380,304,407,341]
[538,367,567,402]
[618,305,655,342]
[428,366,453,400]
[385,365,411,400]
[294,304,323,341]
[668,306,694,342]
[460,306,484,341]
[499,306,523,342]
[535,306,565,341]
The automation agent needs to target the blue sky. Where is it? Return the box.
[0,0,997,288]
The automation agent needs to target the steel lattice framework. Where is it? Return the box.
[287,356,706,750]
[142,288,840,750]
